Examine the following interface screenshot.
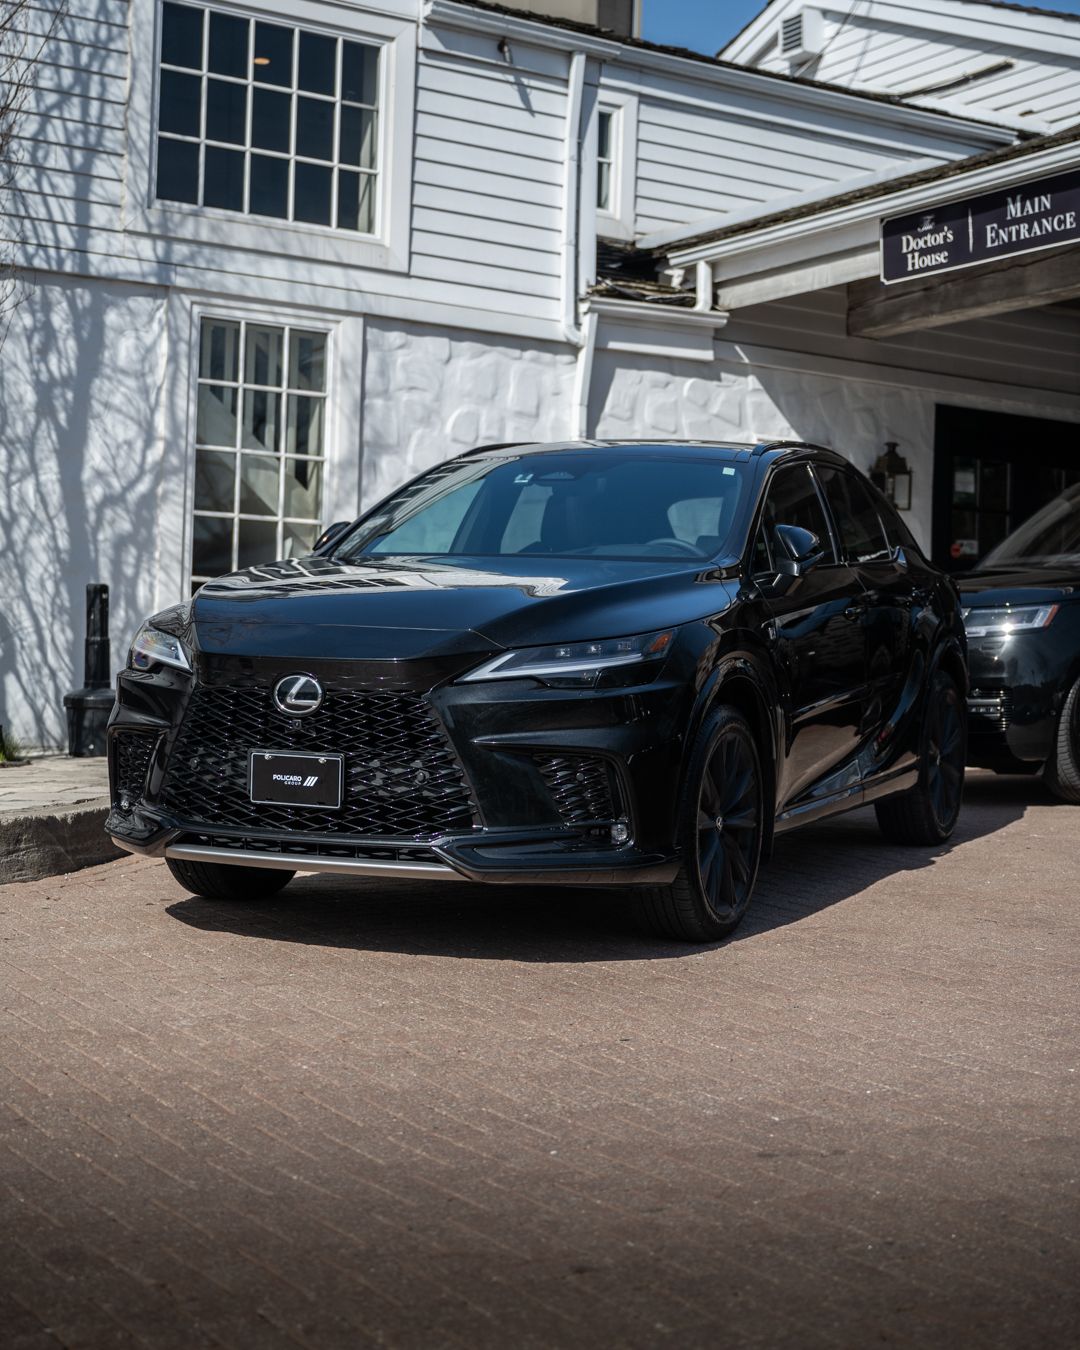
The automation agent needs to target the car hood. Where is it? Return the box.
[188,554,735,659]
[958,564,1080,608]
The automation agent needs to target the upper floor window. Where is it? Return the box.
[156,2,380,233]
[596,109,614,212]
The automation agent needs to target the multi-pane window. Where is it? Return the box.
[192,318,328,588]
[597,109,614,212]
[157,2,379,232]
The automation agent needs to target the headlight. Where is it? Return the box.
[961,604,1058,638]
[129,624,192,672]
[462,630,674,688]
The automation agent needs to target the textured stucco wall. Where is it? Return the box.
[591,349,957,550]
[0,274,167,749]
[361,320,577,505]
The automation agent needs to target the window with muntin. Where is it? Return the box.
[157,1,379,233]
[192,317,329,589]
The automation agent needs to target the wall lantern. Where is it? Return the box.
[871,442,913,511]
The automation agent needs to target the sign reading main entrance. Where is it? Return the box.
[881,167,1080,284]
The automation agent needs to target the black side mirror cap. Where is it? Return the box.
[312,521,351,554]
[763,524,826,595]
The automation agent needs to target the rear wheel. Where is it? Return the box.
[875,669,965,845]
[632,707,764,943]
[1044,676,1080,804]
[166,858,295,900]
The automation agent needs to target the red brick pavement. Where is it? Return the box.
[1,771,1078,1349]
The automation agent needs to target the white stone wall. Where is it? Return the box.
[361,320,577,505]
[589,347,1019,552]
[0,274,168,750]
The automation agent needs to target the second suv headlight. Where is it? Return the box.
[129,624,192,672]
[961,604,1058,638]
[462,630,674,688]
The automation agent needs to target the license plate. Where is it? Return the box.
[249,750,343,809]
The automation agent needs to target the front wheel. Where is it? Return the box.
[166,857,295,900]
[875,669,965,845]
[1044,676,1080,803]
[632,706,764,943]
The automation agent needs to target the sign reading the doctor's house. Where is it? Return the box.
[880,168,1080,283]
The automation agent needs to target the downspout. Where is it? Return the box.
[571,307,598,440]
[561,49,587,345]
[561,50,593,437]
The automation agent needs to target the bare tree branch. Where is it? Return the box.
[0,0,69,350]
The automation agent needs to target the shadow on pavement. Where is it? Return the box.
[165,771,1066,963]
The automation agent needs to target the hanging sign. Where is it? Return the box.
[880,167,1080,284]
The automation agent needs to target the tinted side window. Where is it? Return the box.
[868,484,919,552]
[817,467,890,563]
[760,465,836,562]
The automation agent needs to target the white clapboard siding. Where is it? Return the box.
[626,58,989,235]
[410,47,566,311]
[735,2,1080,129]
[722,288,1080,395]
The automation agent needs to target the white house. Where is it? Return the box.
[1,0,1078,749]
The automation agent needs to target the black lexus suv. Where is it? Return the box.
[108,440,968,942]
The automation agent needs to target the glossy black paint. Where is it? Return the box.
[960,564,1080,769]
[108,441,967,884]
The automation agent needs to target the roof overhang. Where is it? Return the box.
[664,130,1080,315]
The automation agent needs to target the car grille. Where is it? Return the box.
[112,732,158,809]
[535,754,619,826]
[968,689,1013,731]
[160,685,477,839]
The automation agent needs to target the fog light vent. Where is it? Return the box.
[535,753,619,827]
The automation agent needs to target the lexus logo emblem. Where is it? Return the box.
[273,673,324,717]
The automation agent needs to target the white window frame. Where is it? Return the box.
[152,292,364,604]
[125,0,415,273]
[593,88,637,242]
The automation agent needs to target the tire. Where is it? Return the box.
[1044,677,1080,804]
[875,669,965,845]
[632,706,764,943]
[166,857,295,900]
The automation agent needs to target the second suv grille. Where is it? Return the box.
[160,686,476,839]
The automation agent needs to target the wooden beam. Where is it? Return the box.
[847,243,1080,338]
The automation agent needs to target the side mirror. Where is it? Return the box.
[312,520,351,554]
[772,524,825,588]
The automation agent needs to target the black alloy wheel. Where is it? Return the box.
[695,722,761,925]
[633,707,764,943]
[875,670,966,845]
[926,677,965,831]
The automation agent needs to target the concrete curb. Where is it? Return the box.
[0,799,122,884]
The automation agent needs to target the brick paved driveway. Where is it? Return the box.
[2,771,1078,1349]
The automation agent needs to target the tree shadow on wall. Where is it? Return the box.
[0,7,166,747]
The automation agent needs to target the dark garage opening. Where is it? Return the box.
[932,404,1080,571]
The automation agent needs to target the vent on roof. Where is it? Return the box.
[779,8,824,64]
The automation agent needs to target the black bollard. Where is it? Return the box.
[62,584,116,757]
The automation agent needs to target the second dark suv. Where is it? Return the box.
[108,441,967,943]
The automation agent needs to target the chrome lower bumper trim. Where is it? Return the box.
[163,843,461,882]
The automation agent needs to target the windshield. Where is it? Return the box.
[334,451,748,562]
[980,485,1080,568]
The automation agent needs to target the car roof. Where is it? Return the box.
[459,438,849,464]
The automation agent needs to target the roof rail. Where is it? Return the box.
[457,441,529,457]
